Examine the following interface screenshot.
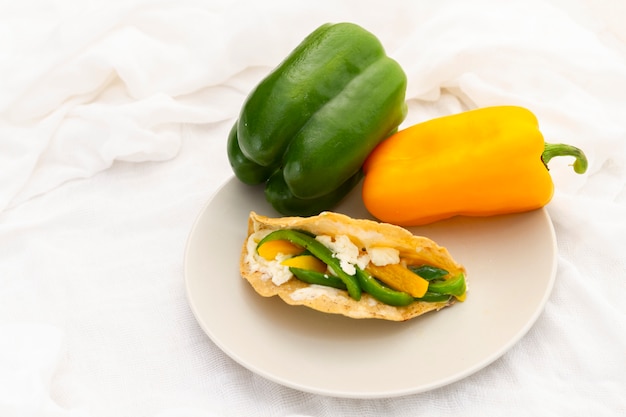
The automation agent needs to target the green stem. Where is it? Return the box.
[542,143,588,174]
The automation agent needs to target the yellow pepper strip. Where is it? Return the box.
[257,239,304,260]
[365,263,429,298]
[362,106,588,226]
[281,255,328,273]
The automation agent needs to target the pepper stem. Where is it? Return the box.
[542,142,588,174]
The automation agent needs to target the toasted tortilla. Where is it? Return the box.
[240,211,466,321]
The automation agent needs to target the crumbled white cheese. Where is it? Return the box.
[354,252,370,271]
[368,246,400,266]
[315,234,366,276]
[245,231,293,286]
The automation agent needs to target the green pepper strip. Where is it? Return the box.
[427,273,466,297]
[289,268,347,290]
[414,292,452,302]
[355,267,414,307]
[409,265,449,280]
[257,229,361,300]
[289,265,455,305]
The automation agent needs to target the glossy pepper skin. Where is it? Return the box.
[362,106,588,226]
[227,22,407,216]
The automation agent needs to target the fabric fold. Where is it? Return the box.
[0,323,68,416]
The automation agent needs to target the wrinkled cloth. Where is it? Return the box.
[0,0,625,416]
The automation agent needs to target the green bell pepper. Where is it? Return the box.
[409,265,450,280]
[427,273,467,297]
[263,169,363,217]
[355,267,415,307]
[289,267,348,291]
[227,22,407,216]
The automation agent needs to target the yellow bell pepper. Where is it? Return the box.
[362,106,587,226]
[281,255,328,273]
[257,239,304,260]
[365,263,429,298]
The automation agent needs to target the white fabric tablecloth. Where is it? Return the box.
[1,0,625,416]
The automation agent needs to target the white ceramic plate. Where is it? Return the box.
[184,177,557,398]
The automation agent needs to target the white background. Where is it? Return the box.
[1,1,624,416]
